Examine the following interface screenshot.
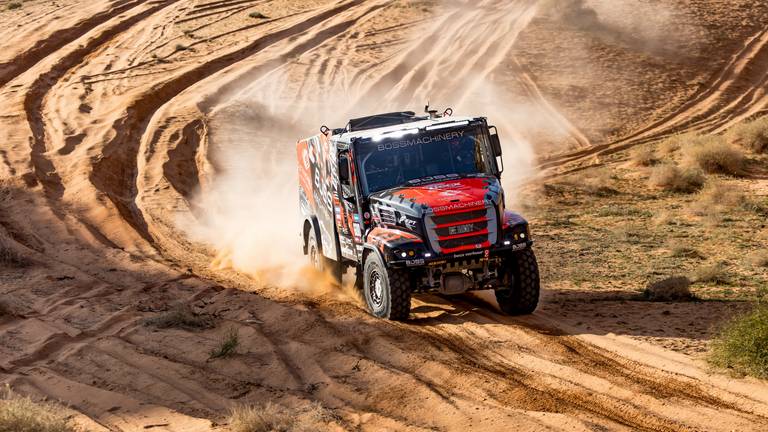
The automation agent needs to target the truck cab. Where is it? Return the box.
[297,110,539,320]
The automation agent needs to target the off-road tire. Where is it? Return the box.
[308,229,342,284]
[363,252,411,320]
[495,248,540,315]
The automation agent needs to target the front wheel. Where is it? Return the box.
[363,252,412,320]
[495,248,540,315]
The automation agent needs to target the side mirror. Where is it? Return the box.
[489,126,503,175]
[489,126,502,157]
[338,154,350,183]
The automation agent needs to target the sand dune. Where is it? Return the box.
[1,0,768,430]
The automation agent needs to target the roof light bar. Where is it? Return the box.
[372,128,419,142]
[425,120,469,131]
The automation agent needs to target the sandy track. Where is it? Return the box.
[539,25,768,175]
[1,0,768,430]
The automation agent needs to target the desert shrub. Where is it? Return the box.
[693,262,730,284]
[749,251,768,268]
[683,136,745,175]
[0,386,76,432]
[229,402,334,432]
[644,276,693,301]
[648,164,704,193]
[630,145,658,166]
[688,183,745,220]
[572,169,619,197]
[7,2,21,10]
[658,132,699,155]
[0,236,29,268]
[669,244,705,260]
[209,327,239,359]
[595,206,651,218]
[710,304,768,378]
[248,11,268,19]
[727,116,768,154]
[143,303,214,330]
[741,197,768,217]
[175,44,188,51]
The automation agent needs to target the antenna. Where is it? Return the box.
[425,101,439,119]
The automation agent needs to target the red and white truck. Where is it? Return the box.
[297,110,539,320]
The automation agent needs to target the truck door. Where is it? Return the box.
[336,152,362,261]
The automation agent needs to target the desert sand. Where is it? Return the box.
[1,0,768,430]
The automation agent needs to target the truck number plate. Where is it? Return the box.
[448,223,474,235]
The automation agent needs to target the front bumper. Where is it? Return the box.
[388,239,533,269]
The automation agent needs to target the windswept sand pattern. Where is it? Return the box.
[540,25,768,174]
[1,0,768,430]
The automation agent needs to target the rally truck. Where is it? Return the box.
[296,110,539,320]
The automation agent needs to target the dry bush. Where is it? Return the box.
[630,145,658,166]
[0,386,76,432]
[727,116,768,154]
[749,251,768,268]
[209,327,239,359]
[688,183,745,220]
[710,304,768,378]
[658,132,698,155]
[683,136,745,175]
[572,169,619,197]
[669,244,705,260]
[693,262,730,284]
[0,236,29,268]
[644,277,694,301]
[229,402,335,432]
[143,303,214,330]
[648,164,704,193]
[741,197,768,217]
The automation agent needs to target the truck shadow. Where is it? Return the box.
[408,289,752,352]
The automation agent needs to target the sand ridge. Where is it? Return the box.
[1,0,768,430]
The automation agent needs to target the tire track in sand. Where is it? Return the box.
[90,0,393,241]
[0,0,148,88]
[539,27,768,174]
[24,0,185,202]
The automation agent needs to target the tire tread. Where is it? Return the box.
[496,248,540,315]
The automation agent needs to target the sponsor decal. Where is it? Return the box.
[511,243,528,251]
[398,214,417,230]
[432,200,486,213]
[377,131,465,151]
[406,174,459,185]
[451,250,484,258]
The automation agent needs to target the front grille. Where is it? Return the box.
[438,234,488,250]
[378,207,397,226]
[434,220,488,237]
[425,205,498,253]
[431,209,487,226]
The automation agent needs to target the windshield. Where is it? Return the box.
[356,126,495,194]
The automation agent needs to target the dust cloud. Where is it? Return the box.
[183,0,574,289]
[545,0,700,59]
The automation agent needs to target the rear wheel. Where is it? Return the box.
[307,229,342,284]
[495,248,540,315]
[363,252,411,320]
